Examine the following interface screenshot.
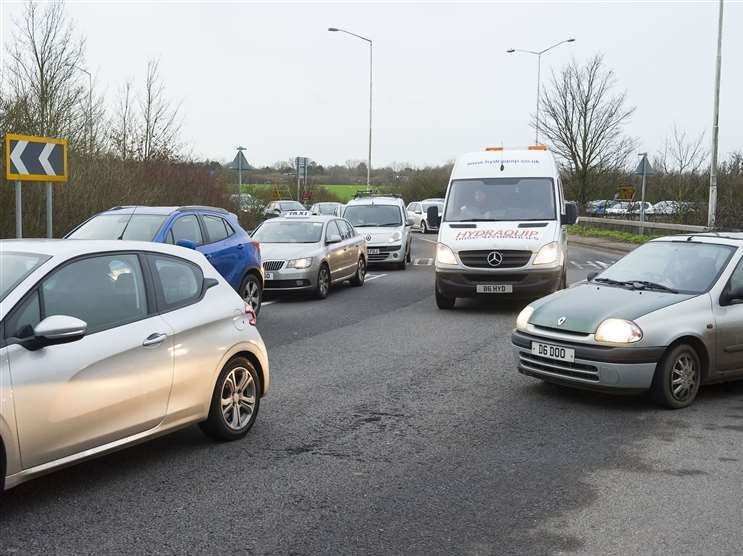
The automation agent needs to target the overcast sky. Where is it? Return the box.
[2,1,742,168]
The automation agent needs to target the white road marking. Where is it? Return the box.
[415,236,438,244]
[596,261,610,269]
[262,301,276,306]
[413,258,434,266]
[569,261,583,269]
[586,261,601,269]
[365,273,388,282]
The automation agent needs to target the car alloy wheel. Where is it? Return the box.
[315,265,330,299]
[220,366,256,431]
[351,257,366,286]
[242,275,262,315]
[670,353,698,403]
[421,221,428,234]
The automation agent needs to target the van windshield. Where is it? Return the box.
[443,178,556,222]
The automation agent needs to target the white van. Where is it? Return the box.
[428,146,577,309]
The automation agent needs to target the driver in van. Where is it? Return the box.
[457,188,494,220]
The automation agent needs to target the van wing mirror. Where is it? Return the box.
[562,202,578,225]
[427,205,441,228]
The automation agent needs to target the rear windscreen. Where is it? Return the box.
[444,178,556,222]
[68,214,168,241]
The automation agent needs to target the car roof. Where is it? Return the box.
[0,239,207,260]
[651,233,743,248]
[270,213,336,223]
[99,205,232,216]
[346,196,402,206]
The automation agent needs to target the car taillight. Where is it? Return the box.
[245,304,257,326]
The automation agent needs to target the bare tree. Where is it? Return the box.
[110,79,136,159]
[137,59,181,161]
[654,125,707,175]
[539,54,636,205]
[6,1,87,141]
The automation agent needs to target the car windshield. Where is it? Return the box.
[1,251,50,302]
[316,204,338,215]
[68,213,168,241]
[279,201,305,211]
[443,178,556,222]
[595,241,735,294]
[344,205,402,227]
[252,221,324,243]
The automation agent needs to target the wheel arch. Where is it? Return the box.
[241,266,263,289]
[232,350,267,398]
[665,335,710,380]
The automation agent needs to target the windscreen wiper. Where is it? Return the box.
[592,277,626,286]
[379,223,402,227]
[627,280,678,294]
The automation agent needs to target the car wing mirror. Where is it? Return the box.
[721,284,743,306]
[24,315,87,351]
[427,205,441,228]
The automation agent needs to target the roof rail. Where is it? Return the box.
[108,205,137,211]
[176,205,229,214]
[352,191,401,199]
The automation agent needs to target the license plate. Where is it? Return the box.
[531,342,575,363]
[265,272,274,280]
[368,249,380,255]
[476,284,513,293]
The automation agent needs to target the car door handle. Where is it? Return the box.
[143,333,168,347]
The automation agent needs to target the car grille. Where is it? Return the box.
[462,273,526,283]
[459,250,532,269]
[518,352,599,382]
[368,245,398,262]
[263,260,284,271]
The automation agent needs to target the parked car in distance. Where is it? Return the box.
[251,212,367,299]
[626,201,655,216]
[264,200,306,217]
[230,193,262,213]
[65,205,264,315]
[310,202,345,217]
[344,195,414,269]
[407,200,444,233]
[605,201,630,215]
[0,240,269,490]
[513,233,743,409]
[586,200,617,216]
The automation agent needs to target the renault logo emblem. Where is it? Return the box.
[557,316,567,326]
[486,251,503,267]
[365,234,372,242]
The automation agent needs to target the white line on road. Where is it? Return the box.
[415,236,438,244]
[413,258,434,265]
[586,261,601,269]
[595,261,610,268]
[262,301,276,306]
[366,273,388,282]
[569,261,583,269]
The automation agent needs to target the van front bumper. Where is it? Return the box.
[435,267,562,298]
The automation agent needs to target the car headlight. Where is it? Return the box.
[436,243,458,265]
[594,319,643,343]
[388,231,402,243]
[533,242,562,265]
[286,257,313,269]
[516,305,534,331]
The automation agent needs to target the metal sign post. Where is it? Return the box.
[295,157,309,201]
[5,133,68,239]
[634,154,655,235]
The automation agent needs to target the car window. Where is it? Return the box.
[171,215,203,245]
[203,215,229,243]
[151,256,203,308]
[67,214,168,241]
[5,291,41,339]
[41,255,148,333]
[0,251,49,302]
[224,219,235,236]
[727,259,743,294]
[337,220,353,240]
[164,229,175,244]
[326,220,342,241]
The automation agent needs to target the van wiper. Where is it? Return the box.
[627,280,678,294]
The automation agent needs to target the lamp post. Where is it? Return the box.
[328,27,373,192]
[708,0,724,229]
[70,65,93,152]
[507,38,575,144]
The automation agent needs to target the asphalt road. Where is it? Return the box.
[3,236,743,555]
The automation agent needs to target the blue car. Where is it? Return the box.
[66,205,264,314]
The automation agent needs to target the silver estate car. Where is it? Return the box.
[512,233,743,408]
[252,212,367,298]
[0,240,269,490]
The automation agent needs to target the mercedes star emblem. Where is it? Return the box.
[557,316,567,326]
[486,251,503,267]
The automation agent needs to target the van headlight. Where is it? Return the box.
[286,257,313,269]
[436,243,458,265]
[388,231,402,243]
[595,319,643,343]
[533,242,562,265]
[516,305,534,331]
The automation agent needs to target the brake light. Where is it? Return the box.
[528,144,547,151]
[485,146,503,152]
[244,304,257,326]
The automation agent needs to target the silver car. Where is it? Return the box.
[406,200,443,234]
[512,233,743,408]
[310,202,344,217]
[252,213,367,298]
[0,240,269,490]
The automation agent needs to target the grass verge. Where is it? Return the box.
[568,225,660,245]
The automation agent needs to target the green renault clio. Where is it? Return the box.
[512,233,743,408]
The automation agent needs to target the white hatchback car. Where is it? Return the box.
[0,240,269,490]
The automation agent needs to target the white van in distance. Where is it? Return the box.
[428,146,577,309]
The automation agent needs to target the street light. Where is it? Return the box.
[708,0,724,229]
[506,38,575,144]
[328,26,373,192]
[69,65,93,152]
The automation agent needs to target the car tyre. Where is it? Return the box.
[314,263,330,299]
[396,256,407,270]
[200,357,260,441]
[240,273,262,316]
[421,220,428,234]
[559,267,567,290]
[435,287,456,310]
[350,257,366,287]
[651,344,701,409]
